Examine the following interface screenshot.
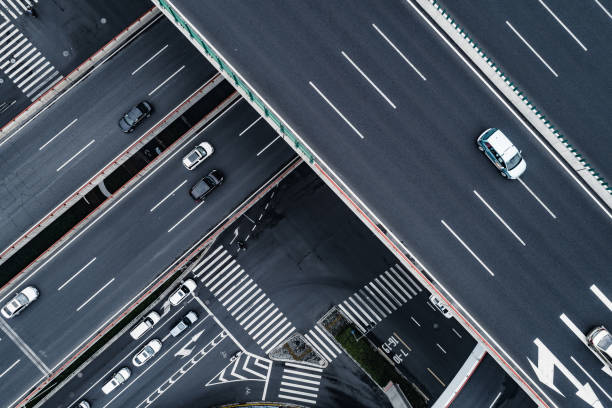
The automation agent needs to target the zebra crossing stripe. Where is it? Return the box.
[260,319,289,349]
[282,374,321,384]
[202,256,234,284]
[265,325,295,353]
[380,273,407,303]
[240,298,270,326]
[243,303,273,330]
[384,270,411,300]
[231,287,261,316]
[343,300,370,327]
[227,283,257,311]
[248,306,278,335]
[395,263,423,292]
[338,303,365,332]
[1,36,27,62]
[222,277,253,306]
[353,292,381,322]
[390,266,417,296]
[304,333,331,362]
[308,329,337,359]
[374,277,402,307]
[257,316,286,344]
[314,325,342,354]
[219,275,248,303]
[2,43,33,70]
[200,253,232,281]
[369,281,396,311]
[236,293,266,320]
[213,269,244,298]
[363,286,390,315]
[279,388,318,398]
[285,362,323,372]
[193,246,223,274]
[278,394,316,405]
[207,263,239,291]
[348,296,375,324]
[281,380,318,392]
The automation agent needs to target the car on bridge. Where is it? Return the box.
[189,169,224,202]
[118,101,152,133]
[101,367,131,395]
[477,128,526,179]
[1,286,39,319]
[183,142,214,170]
[587,326,612,370]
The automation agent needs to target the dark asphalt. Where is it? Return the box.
[165,1,612,406]
[0,17,214,262]
[450,353,537,408]
[0,0,152,125]
[0,98,295,407]
[438,0,612,185]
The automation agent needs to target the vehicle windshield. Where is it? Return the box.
[599,334,612,349]
[186,151,200,163]
[506,153,523,170]
[124,107,141,125]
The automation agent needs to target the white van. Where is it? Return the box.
[129,311,161,340]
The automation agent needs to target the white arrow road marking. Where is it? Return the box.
[174,329,205,359]
[528,338,603,408]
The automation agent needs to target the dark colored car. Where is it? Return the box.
[118,101,152,133]
[189,169,224,201]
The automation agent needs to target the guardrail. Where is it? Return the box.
[154,0,314,164]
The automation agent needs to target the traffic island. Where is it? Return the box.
[268,332,327,368]
[322,309,427,408]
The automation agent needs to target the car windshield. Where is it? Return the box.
[124,107,142,125]
[599,334,612,349]
[186,151,201,163]
[506,153,523,170]
[196,146,207,157]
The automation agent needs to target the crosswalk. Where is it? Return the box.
[0,0,37,19]
[278,362,323,406]
[206,352,271,386]
[338,263,423,333]
[303,325,342,364]
[0,17,62,101]
[193,245,296,354]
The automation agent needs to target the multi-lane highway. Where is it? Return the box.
[0,98,295,408]
[160,1,612,407]
[0,18,215,266]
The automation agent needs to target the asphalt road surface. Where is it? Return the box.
[0,0,152,125]
[0,98,295,408]
[439,0,612,183]
[164,1,612,407]
[0,17,215,263]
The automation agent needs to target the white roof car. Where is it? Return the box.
[1,286,39,319]
[132,339,162,367]
[129,311,161,340]
[587,326,612,369]
[477,128,526,179]
[429,294,452,319]
[77,401,90,408]
[182,142,214,170]
[169,279,197,306]
[170,311,198,337]
[101,367,131,395]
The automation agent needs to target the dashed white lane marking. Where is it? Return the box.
[594,0,612,20]
[57,257,96,291]
[517,179,557,219]
[132,44,168,75]
[39,118,78,150]
[436,343,447,354]
[150,180,187,212]
[371,23,427,81]
[559,313,587,345]
[570,356,612,401]
[506,20,559,77]
[341,50,396,109]
[474,190,526,246]
[309,80,365,139]
[590,284,612,312]
[76,278,115,312]
[239,116,263,136]
[148,64,185,96]
[0,359,19,378]
[538,0,587,51]
[441,219,495,276]
[167,201,204,232]
[489,391,502,408]
[452,328,463,339]
[410,316,421,327]
[256,135,281,157]
[56,139,95,172]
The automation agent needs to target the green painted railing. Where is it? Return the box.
[157,0,314,164]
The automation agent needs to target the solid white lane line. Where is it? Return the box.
[148,65,186,96]
[341,50,397,109]
[441,220,494,276]
[307,331,335,360]
[167,201,204,232]
[150,180,187,212]
[39,118,77,150]
[239,116,263,136]
[489,392,502,408]
[570,356,612,401]
[371,23,427,81]
[517,179,557,219]
[473,190,526,246]
[132,44,169,75]
[57,257,96,291]
[256,135,281,157]
[590,284,612,311]
[538,0,587,51]
[594,0,612,20]
[559,313,587,345]
[410,316,421,327]
[0,359,20,378]
[56,139,95,172]
[76,278,115,312]
[309,81,365,139]
[506,21,559,77]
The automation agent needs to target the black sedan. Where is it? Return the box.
[189,169,224,201]
[118,101,153,133]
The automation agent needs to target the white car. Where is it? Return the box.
[101,367,131,395]
[182,142,214,170]
[477,128,526,179]
[587,326,612,370]
[170,311,198,337]
[1,286,39,319]
[169,279,197,306]
[129,311,161,340]
[429,294,452,319]
[132,339,162,367]
[77,401,90,408]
